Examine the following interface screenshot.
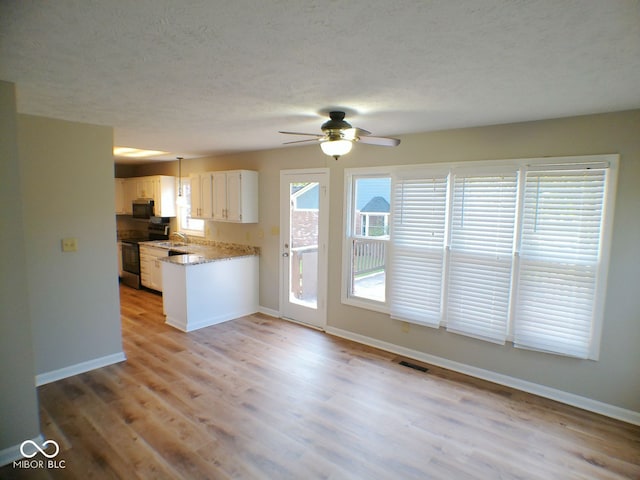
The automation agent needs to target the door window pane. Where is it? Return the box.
[289,182,319,308]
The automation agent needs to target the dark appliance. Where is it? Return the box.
[120,218,170,289]
[121,240,143,289]
[132,198,154,219]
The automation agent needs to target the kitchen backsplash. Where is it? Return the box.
[179,237,260,256]
[117,229,147,240]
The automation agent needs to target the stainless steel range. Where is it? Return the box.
[120,217,170,289]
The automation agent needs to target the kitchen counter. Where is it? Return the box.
[150,239,260,332]
[139,240,259,265]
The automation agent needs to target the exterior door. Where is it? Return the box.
[280,169,329,329]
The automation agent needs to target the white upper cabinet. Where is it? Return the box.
[115,175,176,217]
[153,176,176,218]
[136,177,156,199]
[190,172,214,219]
[115,178,127,215]
[212,170,258,223]
[115,178,136,215]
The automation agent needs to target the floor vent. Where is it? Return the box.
[399,360,428,373]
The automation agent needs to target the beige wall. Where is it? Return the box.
[18,114,124,376]
[326,111,640,413]
[0,82,40,457]
[131,109,640,413]
[127,148,331,309]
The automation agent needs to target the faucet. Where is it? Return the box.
[170,231,189,244]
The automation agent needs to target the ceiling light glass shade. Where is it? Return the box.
[320,139,353,157]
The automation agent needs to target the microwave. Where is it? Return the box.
[132,199,154,219]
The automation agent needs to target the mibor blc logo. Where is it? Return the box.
[14,439,66,470]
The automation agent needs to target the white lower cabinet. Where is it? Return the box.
[162,255,259,332]
[139,245,168,291]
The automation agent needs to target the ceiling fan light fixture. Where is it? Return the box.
[320,139,353,159]
[279,110,400,159]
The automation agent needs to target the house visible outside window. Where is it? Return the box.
[343,155,617,359]
[177,181,205,236]
[344,174,391,307]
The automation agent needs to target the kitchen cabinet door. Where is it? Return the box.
[190,173,214,219]
[154,176,176,217]
[212,170,258,223]
[140,245,168,291]
[115,179,127,214]
[190,175,202,217]
[136,177,156,199]
[212,172,227,220]
[123,179,136,214]
[115,178,136,215]
[151,256,164,291]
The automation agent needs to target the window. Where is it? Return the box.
[344,174,391,306]
[446,168,518,343]
[389,170,448,326]
[513,165,611,358]
[344,155,617,359]
[177,180,205,236]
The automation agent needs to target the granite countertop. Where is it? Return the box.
[139,240,259,266]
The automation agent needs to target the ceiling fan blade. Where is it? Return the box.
[283,138,323,145]
[342,127,372,141]
[342,128,357,140]
[279,131,323,137]
[357,136,401,147]
[353,127,372,137]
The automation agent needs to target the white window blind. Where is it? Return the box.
[513,167,608,358]
[346,155,616,360]
[390,174,448,326]
[445,172,518,343]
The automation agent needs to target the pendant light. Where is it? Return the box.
[176,156,187,206]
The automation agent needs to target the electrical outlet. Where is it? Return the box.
[61,238,78,252]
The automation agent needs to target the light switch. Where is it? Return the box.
[61,238,78,252]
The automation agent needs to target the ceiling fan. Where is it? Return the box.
[279,111,401,160]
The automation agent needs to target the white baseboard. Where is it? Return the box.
[325,326,640,426]
[166,307,259,332]
[35,352,127,387]
[0,434,43,467]
[258,305,280,318]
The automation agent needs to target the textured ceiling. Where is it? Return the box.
[1,1,639,164]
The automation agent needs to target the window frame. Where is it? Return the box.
[176,178,205,237]
[342,168,393,313]
[342,155,618,360]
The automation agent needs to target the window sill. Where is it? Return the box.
[341,296,389,315]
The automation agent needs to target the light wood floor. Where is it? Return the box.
[3,285,639,479]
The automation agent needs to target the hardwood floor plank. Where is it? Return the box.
[2,284,638,479]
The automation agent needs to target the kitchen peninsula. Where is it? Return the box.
[144,240,259,332]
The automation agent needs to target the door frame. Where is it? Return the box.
[279,168,330,330]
